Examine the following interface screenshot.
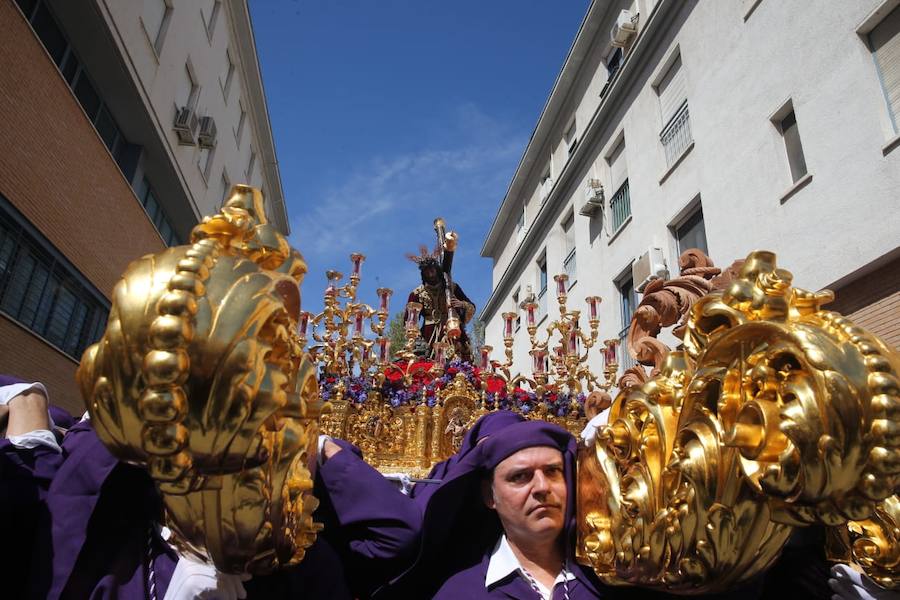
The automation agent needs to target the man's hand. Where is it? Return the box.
[450,299,467,309]
[7,390,50,437]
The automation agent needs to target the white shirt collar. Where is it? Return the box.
[485,534,575,598]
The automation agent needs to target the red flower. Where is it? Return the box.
[384,366,403,382]
[486,376,505,394]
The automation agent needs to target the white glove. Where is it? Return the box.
[580,413,607,446]
[829,564,900,600]
[163,552,250,600]
[382,472,414,495]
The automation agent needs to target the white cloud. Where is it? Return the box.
[289,103,525,315]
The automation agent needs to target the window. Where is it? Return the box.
[203,0,221,39]
[606,47,624,81]
[537,255,548,323]
[617,275,638,369]
[136,177,180,246]
[235,102,247,144]
[675,207,708,256]
[657,54,692,166]
[221,48,235,99]
[512,288,521,331]
[246,148,257,181]
[0,196,110,360]
[179,63,199,110]
[19,2,133,176]
[869,5,900,133]
[778,109,808,183]
[220,170,231,206]
[564,118,578,157]
[143,0,172,55]
[198,146,215,182]
[562,212,576,285]
[539,162,553,204]
[607,139,631,232]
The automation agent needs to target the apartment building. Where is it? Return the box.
[481,0,900,379]
[0,0,286,413]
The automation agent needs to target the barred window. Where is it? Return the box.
[0,197,109,359]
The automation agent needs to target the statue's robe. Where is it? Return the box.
[405,281,475,362]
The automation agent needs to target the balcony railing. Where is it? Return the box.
[609,179,631,232]
[660,102,692,167]
[563,249,576,284]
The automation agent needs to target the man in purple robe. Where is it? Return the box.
[43,418,416,599]
[390,419,604,599]
[0,374,66,598]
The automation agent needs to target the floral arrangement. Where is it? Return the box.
[318,360,585,417]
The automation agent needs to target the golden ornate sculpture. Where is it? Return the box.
[77,186,324,574]
[578,250,900,593]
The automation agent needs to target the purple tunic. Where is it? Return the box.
[46,419,177,600]
[0,373,66,598]
[316,437,421,597]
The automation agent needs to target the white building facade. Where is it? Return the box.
[481,0,900,379]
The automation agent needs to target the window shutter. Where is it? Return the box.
[871,7,900,129]
[658,55,687,127]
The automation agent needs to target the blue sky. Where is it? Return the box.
[250,1,590,321]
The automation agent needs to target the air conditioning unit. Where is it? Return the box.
[632,247,668,293]
[579,179,605,216]
[540,177,554,204]
[610,9,638,48]
[198,116,217,148]
[173,106,199,145]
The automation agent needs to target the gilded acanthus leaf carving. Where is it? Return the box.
[579,250,900,593]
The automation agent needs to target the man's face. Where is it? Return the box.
[485,446,567,543]
[422,265,441,286]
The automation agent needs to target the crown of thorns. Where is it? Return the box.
[406,244,441,270]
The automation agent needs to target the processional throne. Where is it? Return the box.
[76,186,899,593]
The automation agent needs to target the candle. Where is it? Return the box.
[361,345,369,361]
[378,337,389,363]
[568,330,578,355]
[587,296,601,320]
[435,343,446,365]
[502,312,516,339]
[554,274,568,297]
[350,253,365,276]
[353,309,365,337]
[532,350,546,374]
[298,311,310,337]
[525,302,537,327]
[604,339,619,366]
[480,345,492,370]
[377,288,392,313]
[406,302,422,328]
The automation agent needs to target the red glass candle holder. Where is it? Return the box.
[587,296,601,321]
[502,312,516,340]
[377,287,392,313]
[480,345,492,370]
[353,308,366,337]
[604,339,619,366]
[554,274,568,297]
[525,302,537,327]
[298,311,310,337]
[350,253,365,277]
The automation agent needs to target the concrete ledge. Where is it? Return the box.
[659,141,695,185]
[882,133,900,156]
[778,173,813,204]
[607,215,633,245]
